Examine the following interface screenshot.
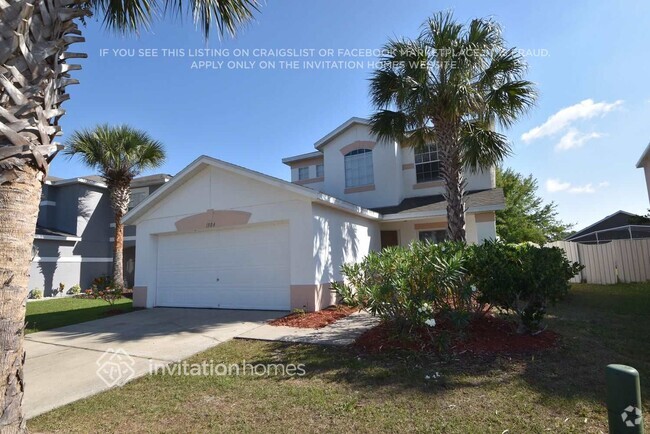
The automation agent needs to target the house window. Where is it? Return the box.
[415,144,441,183]
[316,164,324,178]
[344,149,374,188]
[129,187,149,209]
[418,230,447,243]
[298,166,309,181]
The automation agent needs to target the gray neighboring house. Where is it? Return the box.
[30,173,172,296]
[564,210,650,244]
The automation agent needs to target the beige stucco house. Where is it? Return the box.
[124,118,505,312]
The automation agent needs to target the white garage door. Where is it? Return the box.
[156,222,290,310]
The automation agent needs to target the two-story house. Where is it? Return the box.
[123,118,505,311]
[30,173,171,296]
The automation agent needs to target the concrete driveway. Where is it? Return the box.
[24,308,284,419]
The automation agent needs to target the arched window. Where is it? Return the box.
[344,149,374,188]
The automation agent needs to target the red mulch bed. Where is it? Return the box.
[354,315,559,356]
[269,305,358,329]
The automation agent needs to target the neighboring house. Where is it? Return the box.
[123,117,505,311]
[30,174,171,296]
[637,142,650,203]
[564,210,650,244]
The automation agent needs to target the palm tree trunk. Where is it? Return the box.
[437,126,466,242]
[0,165,42,433]
[109,184,130,288]
[113,212,125,288]
[0,1,89,429]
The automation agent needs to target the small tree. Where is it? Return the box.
[66,125,165,288]
[369,11,537,242]
[496,167,573,243]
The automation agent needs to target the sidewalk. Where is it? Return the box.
[237,311,380,346]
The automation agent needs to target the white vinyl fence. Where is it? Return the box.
[548,239,650,284]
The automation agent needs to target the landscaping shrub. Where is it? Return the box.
[68,284,81,295]
[29,288,43,299]
[84,275,123,305]
[467,240,583,333]
[333,242,482,331]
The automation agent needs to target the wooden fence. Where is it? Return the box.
[548,239,650,284]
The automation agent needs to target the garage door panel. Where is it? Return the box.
[155,223,290,310]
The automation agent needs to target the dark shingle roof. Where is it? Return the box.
[35,225,77,238]
[372,188,505,215]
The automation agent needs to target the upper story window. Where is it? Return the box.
[316,164,324,178]
[129,187,149,209]
[344,149,374,188]
[415,144,441,183]
[298,167,309,181]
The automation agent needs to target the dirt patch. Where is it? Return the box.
[269,306,357,329]
[355,315,559,355]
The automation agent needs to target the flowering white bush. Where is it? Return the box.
[425,318,436,328]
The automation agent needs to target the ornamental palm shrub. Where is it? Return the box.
[333,241,479,331]
[467,240,583,333]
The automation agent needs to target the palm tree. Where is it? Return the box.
[66,125,165,288]
[0,1,257,430]
[369,12,537,242]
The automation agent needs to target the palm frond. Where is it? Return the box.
[460,121,511,171]
[89,0,258,38]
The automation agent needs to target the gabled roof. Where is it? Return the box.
[123,155,381,225]
[374,189,505,221]
[314,117,371,150]
[281,151,323,165]
[637,142,650,168]
[565,210,640,241]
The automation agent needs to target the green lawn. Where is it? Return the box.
[29,283,649,433]
[25,297,133,334]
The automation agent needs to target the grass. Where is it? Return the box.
[25,297,133,334]
[29,283,649,433]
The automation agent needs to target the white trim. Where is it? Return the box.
[47,177,108,188]
[466,204,506,213]
[314,117,371,150]
[281,151,323,164]
[34,234,81,242]
[124,155,381,225]
[110,236,136,242]
[39,200,56,207]
[32,256,113,263]
[636,142,650,168]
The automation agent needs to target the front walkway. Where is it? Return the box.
[23,308,284,418]
[237,311,380,346]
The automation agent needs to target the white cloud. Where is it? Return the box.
[568,184,595,194]
[522,99,623,143]
[555,129,602,151]
[546,178,608,194]
[546,178,570,192]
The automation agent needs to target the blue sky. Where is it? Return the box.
[53,0,650,229]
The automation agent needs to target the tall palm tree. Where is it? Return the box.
[66,125,165,288]
[369,12,537,242]
[0,1,257,430]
